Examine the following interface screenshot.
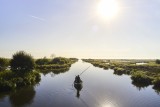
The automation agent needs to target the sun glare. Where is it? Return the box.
[97,0,119,19]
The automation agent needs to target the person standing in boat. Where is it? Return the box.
[75,75,81,83]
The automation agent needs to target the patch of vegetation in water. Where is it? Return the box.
[0,51,78,92]
[131,71,152,85]
[82,59,160,91]
[36,57,78,73]
[0,70,40,92]
[0,51,41,92]
[113,67,130,75]
[39,67,70,75]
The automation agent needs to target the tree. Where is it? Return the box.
[0,58,9,71]
[10,51,35,73]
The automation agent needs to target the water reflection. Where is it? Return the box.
[131,81,150,91]
[136,62,147,65]
[1,60,160,107]
[74,81,83,98]
[9,86,36,107]
[0,85,36,107]
[39,67,70,76]
[153,86,160,95]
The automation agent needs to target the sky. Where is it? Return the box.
[0,0,160,59]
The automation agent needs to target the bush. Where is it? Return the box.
[50,57,70,65]
[0,71,41,92]
[153,77,160,88]
[156,59,160,64]
[0,79,15,91]
[114,67,125,75]
[35,57,50,65]
[131,71,152,85]
[10,51,35,73]
[0,58,9,71]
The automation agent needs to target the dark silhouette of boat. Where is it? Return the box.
[74,80,83,98]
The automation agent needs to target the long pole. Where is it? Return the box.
[79,66,90,76]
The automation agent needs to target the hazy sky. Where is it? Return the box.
[1,0,160,59]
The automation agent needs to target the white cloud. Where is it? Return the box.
[29,15,46,22]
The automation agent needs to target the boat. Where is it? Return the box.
[74,80,83,91]
[74,80,83,98]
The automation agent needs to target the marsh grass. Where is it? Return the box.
[83,59,160,90]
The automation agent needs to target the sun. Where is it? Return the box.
[97,0,119,19]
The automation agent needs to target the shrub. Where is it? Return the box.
[156,59,160,64]
[10,51,35,73]
[131,71,152,85]
[35,57,50,65]
[114,67,125,75]
[50,57,70,65]
[0,79,15,91]
[0,58,9,71]
[0,71,41,92]
[153,77,160,88]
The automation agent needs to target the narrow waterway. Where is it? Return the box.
[0,60,160,107]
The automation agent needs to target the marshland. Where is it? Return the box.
[0,52,160,107]
[1,0,160,107]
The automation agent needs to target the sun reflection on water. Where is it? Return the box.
[102,104,114,107]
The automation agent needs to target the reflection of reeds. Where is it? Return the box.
[38,67,70,75]
[36,58,78,75]
[36,64,71,70]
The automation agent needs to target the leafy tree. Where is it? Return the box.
[10,51,35,73]
[0,58,9,71]
[156,59,160,64]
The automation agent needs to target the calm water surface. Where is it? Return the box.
[0,60,160,107]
